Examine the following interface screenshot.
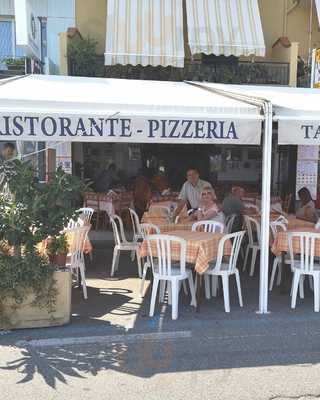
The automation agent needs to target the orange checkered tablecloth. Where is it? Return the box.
[271,227,320,257]
[141,214,193,233]
[139,230,232,274]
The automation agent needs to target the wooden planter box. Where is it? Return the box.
[0,270,72,330]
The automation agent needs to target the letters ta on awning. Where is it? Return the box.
[104,0,185,68]
[185,0,266,57]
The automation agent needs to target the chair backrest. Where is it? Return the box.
[67,218,84,229]
[140,223,160,238]
[110,215,127,245]
[244,204,260,213]
[192,220,224,234]
[145,234,186,277]
[270,220,287,240]
[214,231,245,273]
[225,214,237,234]
[129,208,142,238]
[243,215,261,245]
[288,232,320,273]
[66,225,90,256]
[149,205,171,217]
[83,192,99,211]
[77,207,94,225]
[315,219,320,229]
[274,215,288,225]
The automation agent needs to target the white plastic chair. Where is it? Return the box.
[204,231,245,312]
[110,215,142,278]
[225,214,237,234]
[67,218,84,229]
[129,208,143,242]
[146,234,197,320]
[244,204,260,213]
[139,223,161,296]
[243,215,261,276]
[288,232,320,312]
[77,207,94,225]
[66,225,90,299]
[191,220,224,234]
[269,221,289,291]
[149,205,171,216]
[274,215,289,226]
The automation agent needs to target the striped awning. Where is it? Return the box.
[105,0,185,67]
[186,0,266,57]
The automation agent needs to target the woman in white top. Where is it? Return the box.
[296,187,318,223]
[195,186,225,224]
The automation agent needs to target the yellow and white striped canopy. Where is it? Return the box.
[186,0,265,57]
[105,0,185,67]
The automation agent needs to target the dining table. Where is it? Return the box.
[139,229,233,311]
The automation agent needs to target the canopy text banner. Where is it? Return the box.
[278,120,320,145]
[0,113,261,145]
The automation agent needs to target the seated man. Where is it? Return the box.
[174,168,214,219]
[222,186,246,231]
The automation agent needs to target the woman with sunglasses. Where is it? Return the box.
[196,186,224,224]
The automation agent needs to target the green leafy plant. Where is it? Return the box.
[0,160,86,324]
[47,234,69,256]
[68,37,104,77]
[4,57,25,67]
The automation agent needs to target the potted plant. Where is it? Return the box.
[47,234,69,267]
[0,160,86,330]
[4,57,25,71]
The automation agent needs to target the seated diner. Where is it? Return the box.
[296,187,318,223]
[196,186,225,225]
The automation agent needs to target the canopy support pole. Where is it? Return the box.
[258,101,273,313]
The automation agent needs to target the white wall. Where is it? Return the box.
[0,0,14,15]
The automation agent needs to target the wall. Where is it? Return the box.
[258,0,320,61]
[75,0,106,55]
[0,0,14,15]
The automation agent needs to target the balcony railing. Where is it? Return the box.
[69,55,290,86]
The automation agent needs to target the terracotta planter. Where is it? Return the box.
[54,253,67,267]
[0,270,72,330]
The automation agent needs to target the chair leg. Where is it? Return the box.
[221,275,230,313]
[110,247,119,276]
[159,280,166,303]
[276,262,282,286]
[243,247,249,272]
[235,270,243,307]
[299,275,305,299]
[167,281,172,305]
[204,274,211,299]
[140,262,149,297]
[291,271,300,309]
[211,275,219,297]
[149,277,160,317]
[249,248,257,277]
[79,261,87,299]
[269,257,278,291]
[171,280,179,320]
[182,280,188,295]
[309,275,314,291]
[188,274,197,307]
[136,249,142,278]
[313,274,320,312]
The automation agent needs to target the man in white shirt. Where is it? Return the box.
[174,168,214,218]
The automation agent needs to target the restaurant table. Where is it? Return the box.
[271,225,320,293]
[141,214,193,233]
[139,230,232,310]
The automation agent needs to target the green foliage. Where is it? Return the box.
[68,37,104,77]
[0,160,85,319]
[47,234,69,255]
[4,57,25,67]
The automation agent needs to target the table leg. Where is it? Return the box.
[196,273,203,312]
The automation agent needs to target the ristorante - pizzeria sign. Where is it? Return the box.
[0,113,261,144]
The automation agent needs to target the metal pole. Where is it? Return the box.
[258,101,273,313]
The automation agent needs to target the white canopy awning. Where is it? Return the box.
[185,0,265,57]
[0,74,263,144]
[198,82,320,145]
[104,0,185,67]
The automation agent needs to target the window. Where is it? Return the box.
[0,18,25,63]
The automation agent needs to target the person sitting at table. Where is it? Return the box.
[94,163,117,193]
[196,186,224,224]
[222,186,246,231]
[296,187,318,223]
[174,168,214,219]
[133,175,152,220]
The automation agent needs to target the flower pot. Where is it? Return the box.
[0,270,72,330]
[54,253,67,267]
